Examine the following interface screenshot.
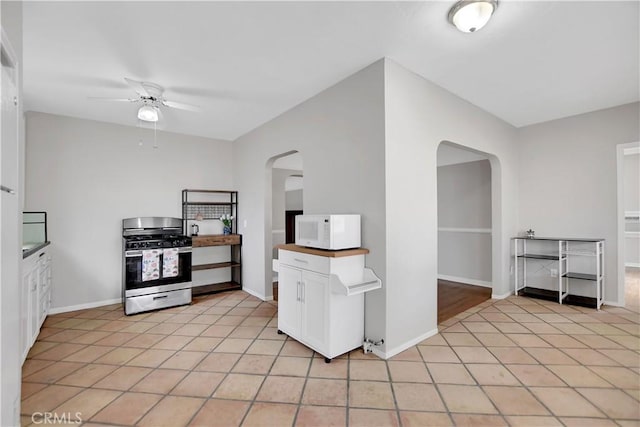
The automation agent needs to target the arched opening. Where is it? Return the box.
[436,141,502,322]
[265,151,303,300]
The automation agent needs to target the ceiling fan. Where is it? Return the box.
[91,78,201,122]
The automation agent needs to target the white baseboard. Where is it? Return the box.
[625,262,640,268]
[603,300,623,307]
[49,298,122,314]
[371,328,438,360]
[492,291,512,300]
[242,286,272,302]
[438,274,492,288]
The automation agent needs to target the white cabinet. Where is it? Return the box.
[275,245,381,362]
[277,264,304,337]
[21,246,52,362]
[278,265,329,353]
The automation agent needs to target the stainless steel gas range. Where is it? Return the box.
[122,217,192,315]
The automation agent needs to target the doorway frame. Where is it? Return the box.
[264,150,301,300]
[436,140,505,299]
[616,141,640,307]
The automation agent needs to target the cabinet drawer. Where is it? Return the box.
[279,250,329,274]
[125,289,191,315]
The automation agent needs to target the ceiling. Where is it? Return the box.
[23,1,639,141]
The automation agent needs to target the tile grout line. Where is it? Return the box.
[22,289,639,426]
[101,292,257,425]
[221,296,280,427]
[345,350,352,427]
[83,294,232,425]
[433,297,493,425]
[470,299,615,423]
[288,339,316,427]
[383,355,403,426]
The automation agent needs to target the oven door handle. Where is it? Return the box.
[125,247,191,257]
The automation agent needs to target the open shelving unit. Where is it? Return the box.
[182,190,241,296]
[513,237,604,309]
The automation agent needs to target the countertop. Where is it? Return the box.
[275,244,369,258]
[23,241,50,259]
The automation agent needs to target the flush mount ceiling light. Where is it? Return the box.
[137,105,158,122]
[448,0,498,33]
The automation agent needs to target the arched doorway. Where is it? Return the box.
[436,141,502,322]
[266,151,303,300]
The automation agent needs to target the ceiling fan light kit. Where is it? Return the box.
[137,105,159,122]
[91,77,200,124]
[448,0,498,33]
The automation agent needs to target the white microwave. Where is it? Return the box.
[295,214,361,250]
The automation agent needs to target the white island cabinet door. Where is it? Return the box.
[301,270,328,352]
[278,264,302,336]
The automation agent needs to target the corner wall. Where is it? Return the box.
[232,60,387,340]
[384,59,519,356]
[25,112,233,310]
[517,102,640,304]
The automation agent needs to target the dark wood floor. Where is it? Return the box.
[273,279,490,324]
[438,279,491,324]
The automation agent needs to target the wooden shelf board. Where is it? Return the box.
[517,287,560,302]
[192,262,241,271]
[192,281,241,296]
[518,254,561,260]
[275,244,369,258]
[193,234,241,247]
[565,272,598,281]
[517,287,598,309]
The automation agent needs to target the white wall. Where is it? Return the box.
[517,102,640,304]
[384,59,519,356]
[284,175,304,211]
[232,60,386,334]
[273,152,303,170]
[438,159,492,285]
[0,2,24,424]
[286,189,303,211]
[25,112,233,310]
[437,143,487,167]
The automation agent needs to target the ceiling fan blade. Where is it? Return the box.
[88,97,138,102]
[162,100,201,112]
[124,77,150,97]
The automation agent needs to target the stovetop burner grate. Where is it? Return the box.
[123,233,191,250]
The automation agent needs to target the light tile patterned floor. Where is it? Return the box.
[21,288,639,426]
